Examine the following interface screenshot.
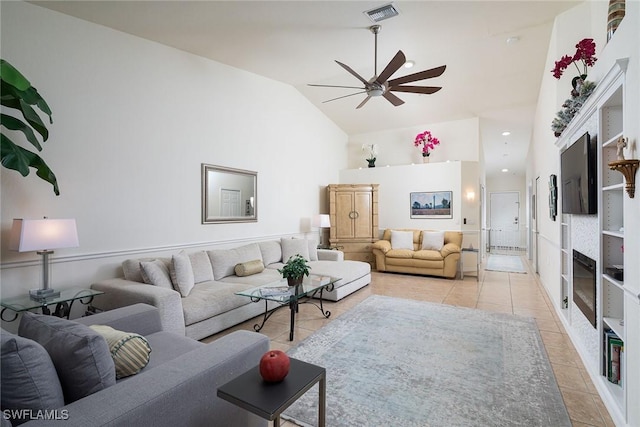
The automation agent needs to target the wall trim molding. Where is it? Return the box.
[1,233,303,270]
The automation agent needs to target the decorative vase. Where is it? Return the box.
[367,158,376,168]
[571,74,587,97]
[607,0,625,43]
[287,276,303,287]
[422,154,430,164]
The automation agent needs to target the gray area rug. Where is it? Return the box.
[283,295,569,427]
[485,254,527,273]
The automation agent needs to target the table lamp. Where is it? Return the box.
[312,214,331,248]
[9,218,79,300]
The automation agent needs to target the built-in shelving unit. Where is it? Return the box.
[560,214,571,319]
[554,58,631,425]
[598,83,625,413]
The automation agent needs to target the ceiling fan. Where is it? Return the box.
[309,25,446,109]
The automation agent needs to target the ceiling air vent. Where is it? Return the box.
[364,3,400,23]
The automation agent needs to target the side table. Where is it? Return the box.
[217,358,326,427]
[0,287,104,322]
[461,247,480,281]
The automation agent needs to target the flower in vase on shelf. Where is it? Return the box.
[414,131,440,158]
[362,144,378,167]
[551,38,597,95]
[550,38,597,137]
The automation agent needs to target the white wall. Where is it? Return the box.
[347,117,480,169]
[0,2,347,299]
[529,1,640,425]
[338,160,479,235]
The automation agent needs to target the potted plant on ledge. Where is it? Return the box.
[278,254,311,287]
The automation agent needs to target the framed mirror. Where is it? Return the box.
[201,164,257,224]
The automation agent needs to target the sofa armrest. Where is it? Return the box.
[22,330,269,427]
[440,243,461,258]
[74,303,162,336]
[318,249,344,261]
[372,240,391,254]
[90,279,186,336]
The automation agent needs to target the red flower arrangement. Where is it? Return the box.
[414,131,440,157]
[551,38,597,79]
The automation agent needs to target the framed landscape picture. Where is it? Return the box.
[410,191,453,219]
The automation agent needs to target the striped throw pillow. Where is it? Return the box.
[89,325,151,379]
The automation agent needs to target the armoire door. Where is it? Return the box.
[335,192,355,239]
[353,191,372,239]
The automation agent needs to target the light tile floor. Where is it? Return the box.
[206,256,615,427]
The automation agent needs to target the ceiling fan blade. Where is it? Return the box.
[389,85,442,95]
[322,90,368,104]
[356,96,372,109]
[387,65,447,86]
[308,84,366,90]
[376,50,406,84]
[383,91,404,106]
[335,60,370,86]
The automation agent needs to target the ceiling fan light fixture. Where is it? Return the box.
[404,60,415,68]
[364,3,400,23]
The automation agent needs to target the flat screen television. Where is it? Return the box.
[561,132,596,214]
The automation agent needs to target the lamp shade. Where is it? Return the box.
[312,214,331,228]
[9,219,79,252]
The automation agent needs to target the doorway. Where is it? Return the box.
[488,191,522,253]
[220,189,242,216]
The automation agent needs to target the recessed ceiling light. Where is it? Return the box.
[404,60,415,68]
[502,168,509,173]
[506,36,520,45]
[501,131,511,136]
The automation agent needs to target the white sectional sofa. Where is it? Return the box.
[90,238,371,340]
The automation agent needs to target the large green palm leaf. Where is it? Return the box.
[0,59,59,195]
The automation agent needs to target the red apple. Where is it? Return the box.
[259,350,290,382]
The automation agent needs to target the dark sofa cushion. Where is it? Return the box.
[18,313,116,403]
[1,330,64,420]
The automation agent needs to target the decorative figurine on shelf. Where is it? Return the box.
[616,136,627,160]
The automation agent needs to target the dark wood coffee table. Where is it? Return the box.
[217,358,326,427]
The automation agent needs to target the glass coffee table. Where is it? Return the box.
[236,274,339,341]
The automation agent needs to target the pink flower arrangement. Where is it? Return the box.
[551,38,597,79]
[414,131,440,156]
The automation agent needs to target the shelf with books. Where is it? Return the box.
[603,317,624,341]
[603,328,624,394]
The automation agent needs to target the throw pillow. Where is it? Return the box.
[1,330,65,416]
[89,325,152,379]
[139,259,173,289]
[234,259,265,277]
[258,241,282,266]
[18,312,115,404]
[208,243,263,280]
[170,251,195,297]
[390,230,414,250]
[281,238,311,262]
[188,251,214,283]
[123,257,171,283]
[422,231,445,250]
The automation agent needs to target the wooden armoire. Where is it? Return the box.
[327,184,379,267]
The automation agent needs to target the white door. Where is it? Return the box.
[221,189,241,216]
[489,192,520,250]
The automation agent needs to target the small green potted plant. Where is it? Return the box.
[278,254,311,287]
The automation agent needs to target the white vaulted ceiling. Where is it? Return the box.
[31,0,582,177]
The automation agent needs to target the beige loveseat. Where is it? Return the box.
[372,229,462,278]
